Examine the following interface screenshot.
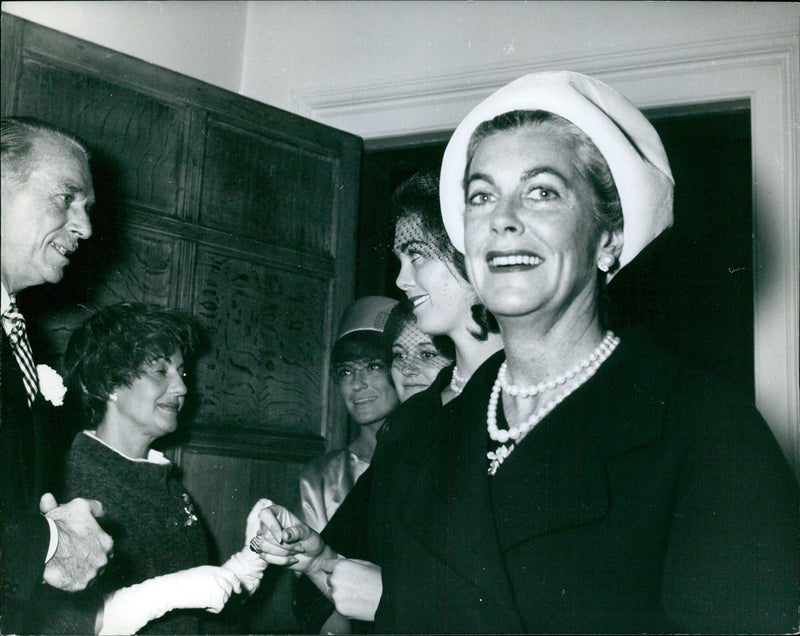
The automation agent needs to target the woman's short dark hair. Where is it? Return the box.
[466,110,623,235]
[1,116,90,185]
[64,302,198,427]
[391,171,499,341]
[383,297,455,362]
[330,330,389,369]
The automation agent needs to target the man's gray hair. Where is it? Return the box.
[1,116,90,184]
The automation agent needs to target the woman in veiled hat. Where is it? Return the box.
[253,172,503,633]
[253,72,798,634]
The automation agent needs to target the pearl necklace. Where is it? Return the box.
[487,331,620,476]
[449,366,468,395]
[499,331,619,398]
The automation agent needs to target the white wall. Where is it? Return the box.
[6,1,797,132]
[241,1,799,132]
[2,0,248,95]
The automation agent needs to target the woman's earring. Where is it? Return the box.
[597,255,616,273]
[109,393,118,402]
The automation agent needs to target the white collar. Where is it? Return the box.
[1,284,15,337]
[82,430,171,465]
[1,283,12,316]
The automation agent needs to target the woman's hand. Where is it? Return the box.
[250,504,335,577]
[328,559,382,622]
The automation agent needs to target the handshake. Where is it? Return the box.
[249,503,382,623]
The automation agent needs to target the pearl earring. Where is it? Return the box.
[597,255,615,273]
[109,393,118,402]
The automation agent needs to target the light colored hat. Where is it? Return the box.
[440,70,674,270]
[336,296,398,342]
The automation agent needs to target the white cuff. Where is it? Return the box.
[45,516,59,563]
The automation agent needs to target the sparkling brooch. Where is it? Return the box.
[181,493,198,527]
[487,444,515,476]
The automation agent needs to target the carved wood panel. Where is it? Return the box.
[10,53,186,215]
[199,118,338,256]
[192,246,330,434]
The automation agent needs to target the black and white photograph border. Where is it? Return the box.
[1,2,798,634]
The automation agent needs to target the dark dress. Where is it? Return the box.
[370,329,799,634]
[39,432,210,634]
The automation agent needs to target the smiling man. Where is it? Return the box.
[1,117,113,634]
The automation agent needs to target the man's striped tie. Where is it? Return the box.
[3,302,39,408]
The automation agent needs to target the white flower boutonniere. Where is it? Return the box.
[37,364,67,406]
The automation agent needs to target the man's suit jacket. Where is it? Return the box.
[1,332,52,634]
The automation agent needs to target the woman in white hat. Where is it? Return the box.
[368,71,793,633]
[255,87,797,629]
[262,73,797,634]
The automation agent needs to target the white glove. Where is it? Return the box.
[98,565,240,635]
[222,548,267,595]
[245,498,272,544]
[220,498,272,595]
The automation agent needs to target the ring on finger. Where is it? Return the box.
[249,533,263,553]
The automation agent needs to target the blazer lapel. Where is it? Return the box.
[491,328,680,549]
[398,354,519,606]
[2,333,39,508]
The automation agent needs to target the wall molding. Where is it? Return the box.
[291,31,798,137]
[297,31,800,475]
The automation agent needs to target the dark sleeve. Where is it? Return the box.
[37,585,103,635]
[321,466,374,560]
[292,468,376,633]
[2,510,50,599]
[36,446,105,635]
[292,574,336,635]
[1,347,52,606]
[661,373,800,633]
[291,393,436,634]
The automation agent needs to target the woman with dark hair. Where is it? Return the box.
[390,169,500,395]
[297,296,400,536]
[252,171,504,633]
[383,298,453,402]
[41,302,269,635]
[254,73,798,634]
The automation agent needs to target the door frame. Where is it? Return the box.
[298,31,800,476]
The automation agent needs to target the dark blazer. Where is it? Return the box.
[293,367,456,633]
[1,332,53,634]
[371,329,799,634]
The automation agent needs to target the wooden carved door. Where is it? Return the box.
[1,14,360,629]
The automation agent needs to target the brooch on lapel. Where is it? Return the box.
[181,493,199,527]
[37,364,67,406]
